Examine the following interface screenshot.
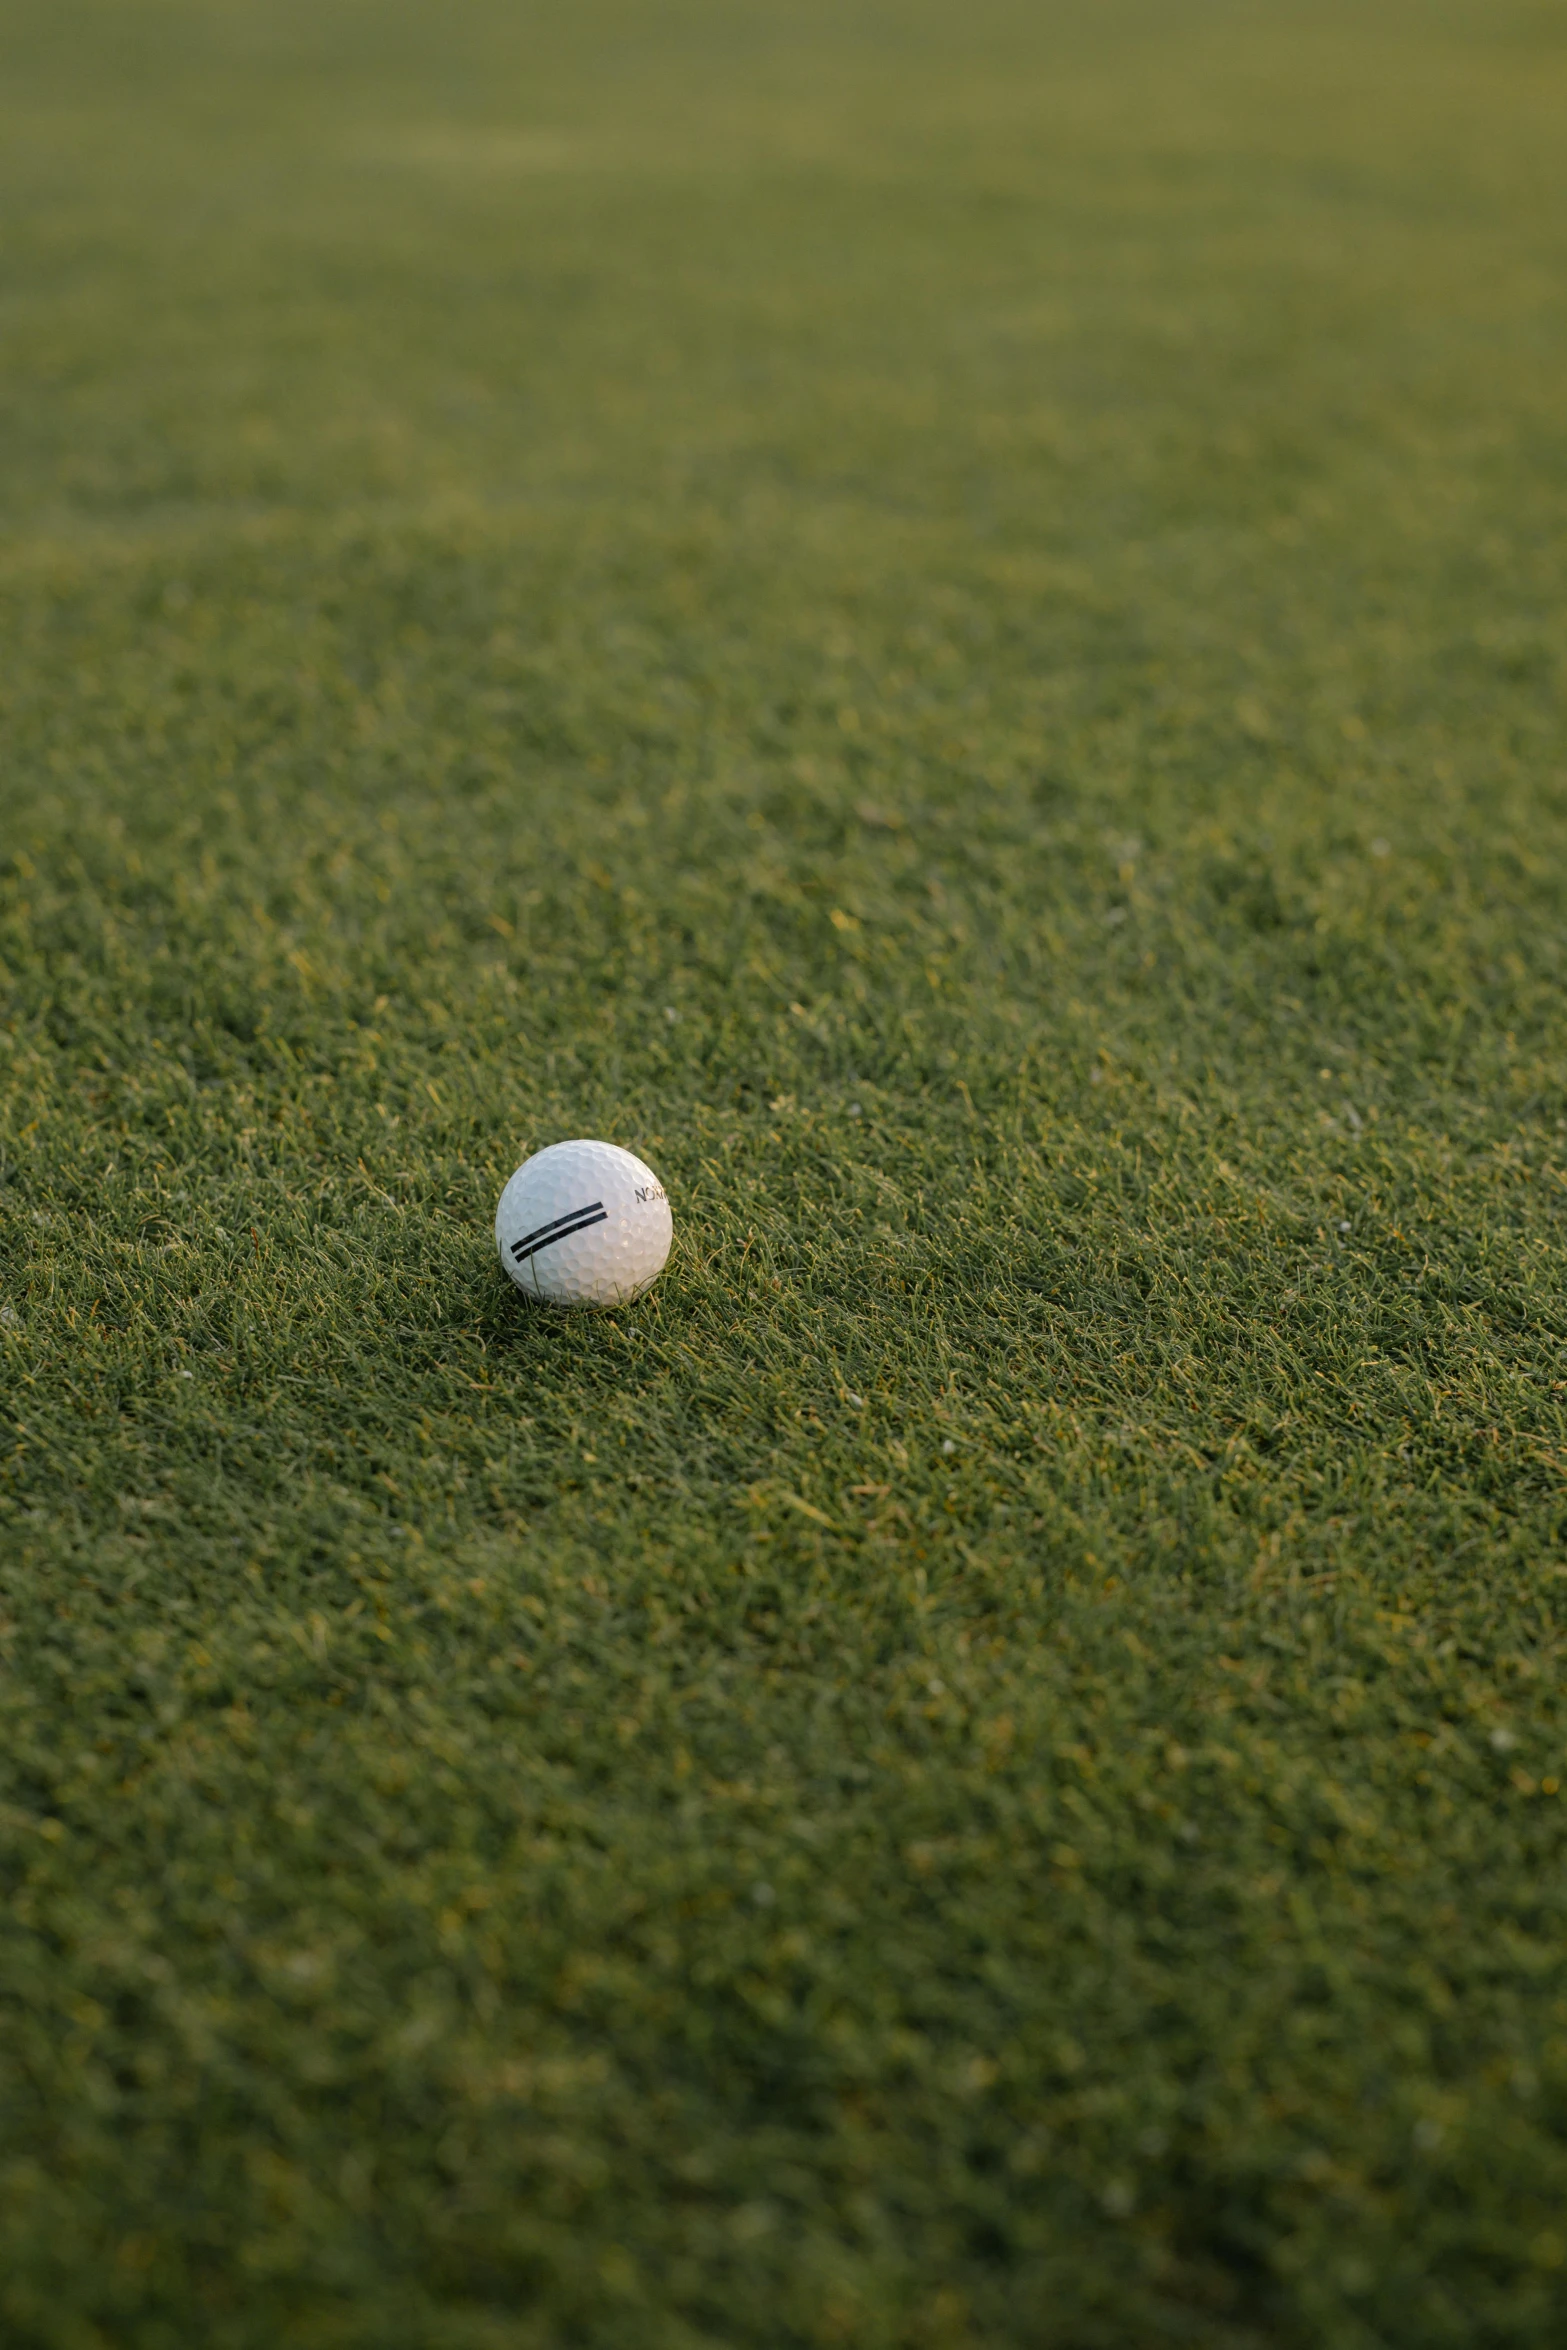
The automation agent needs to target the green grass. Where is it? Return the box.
[3,1,1567,2343]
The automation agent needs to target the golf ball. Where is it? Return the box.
[495,1139,672,1308]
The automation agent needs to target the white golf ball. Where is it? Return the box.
[495,1139,672,1308]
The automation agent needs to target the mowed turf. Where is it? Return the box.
[2,2,1566,2343]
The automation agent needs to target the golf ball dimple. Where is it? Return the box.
[495,1139,672,1308]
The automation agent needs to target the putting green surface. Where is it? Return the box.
[3,3,1566,2342]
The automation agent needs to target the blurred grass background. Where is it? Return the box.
[2,2,1566,2344]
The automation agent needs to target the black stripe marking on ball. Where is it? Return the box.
[511,1203,608,1263]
